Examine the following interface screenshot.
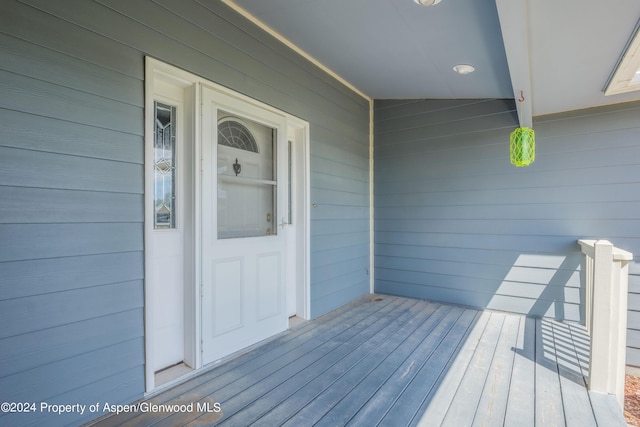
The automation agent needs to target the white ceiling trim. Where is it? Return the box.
[221,0,371,102]
[495,0,533,128]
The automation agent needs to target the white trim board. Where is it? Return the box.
[220,0,371,102]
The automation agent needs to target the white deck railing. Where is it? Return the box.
[578,239,633,408]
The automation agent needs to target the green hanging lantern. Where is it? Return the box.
[510,127,535,167]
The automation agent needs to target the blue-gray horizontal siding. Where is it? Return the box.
[0,0,369,425]
[374,99,640,351]
[534,103,640,367]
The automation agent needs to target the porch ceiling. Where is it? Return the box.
[228,0,640,117]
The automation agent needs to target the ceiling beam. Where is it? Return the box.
[495,0,533,128]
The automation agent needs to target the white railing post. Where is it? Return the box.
[612,246,631,407]
[578,239,633,409]
[589,240,614,395]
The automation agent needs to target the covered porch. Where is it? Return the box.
[89,295,626,426]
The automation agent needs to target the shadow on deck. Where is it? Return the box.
[87,295,626,426]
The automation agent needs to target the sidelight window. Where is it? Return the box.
[154,102,177,229]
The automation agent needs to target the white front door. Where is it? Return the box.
[201,86,289,365]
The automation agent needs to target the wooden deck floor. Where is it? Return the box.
[89,295,627,426]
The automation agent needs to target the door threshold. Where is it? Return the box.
[288,315,306,329]
[154,362,193,388]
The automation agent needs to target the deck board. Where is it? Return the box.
[156,297,410,427]
[88,295,627,427]
[313,306,466,427]
[472,314,521,427]
[280,302,452,426]
[347,308,478,426]
[250,300,430,425]
[216,298,427,426]
[409,310,491,427]
[503,316,535,427]
[440,312,506,426]
[535,319,566,426]
[112,295,400,427]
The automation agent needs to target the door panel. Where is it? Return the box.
[201,87,288,365]
[257,252,281,319]
[211,257,244,335]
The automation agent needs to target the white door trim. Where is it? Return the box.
[144,57,310,392]
[286,117,311,320]
[144,58,201,392]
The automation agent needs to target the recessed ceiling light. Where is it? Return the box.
[414,0,442,6]
[453,64,475,75]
